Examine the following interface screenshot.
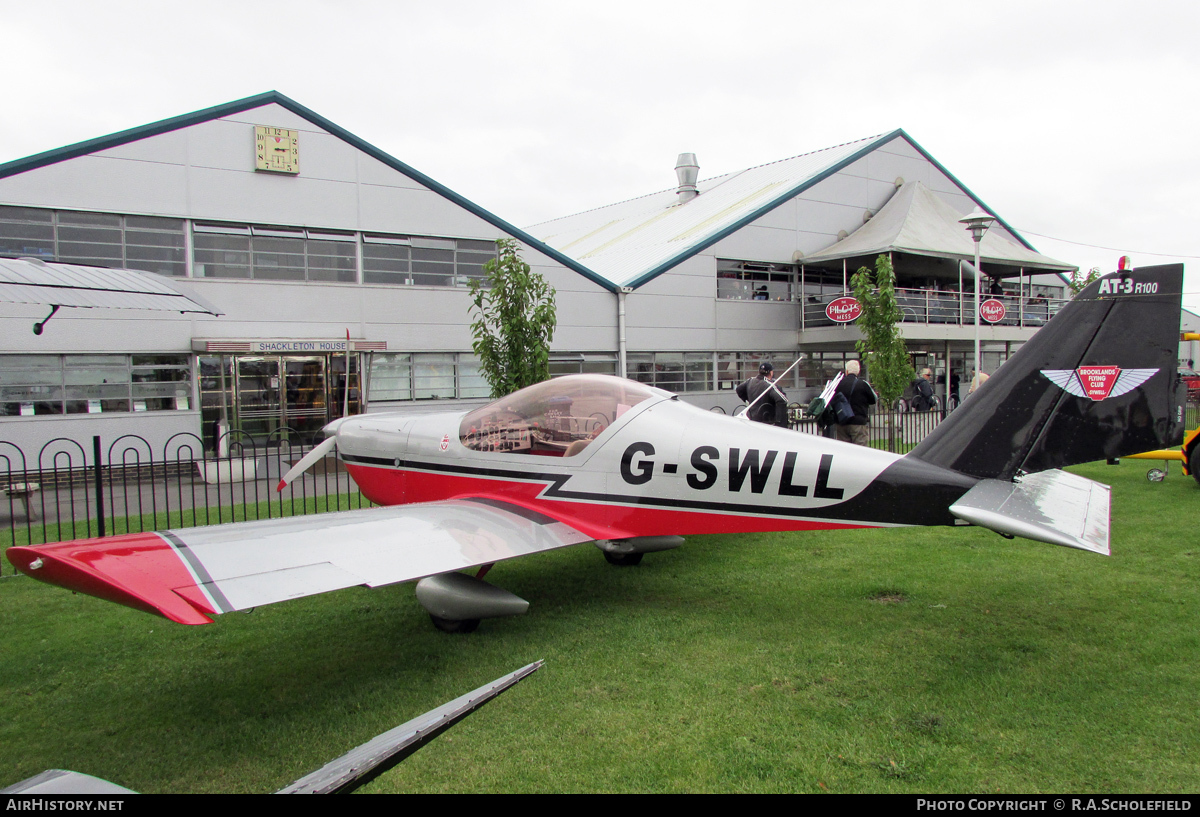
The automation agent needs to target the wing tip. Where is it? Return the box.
[8,540,215,625]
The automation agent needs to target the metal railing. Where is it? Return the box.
[0,429,372,572]
[788,402,945,451]
[802,289,1069,329]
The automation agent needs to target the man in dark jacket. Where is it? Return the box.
[911,367,935,411]
[834,360,876,445]
[736,362,788,427]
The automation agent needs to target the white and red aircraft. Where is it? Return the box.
[7,265,1186,632]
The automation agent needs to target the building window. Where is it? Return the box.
[549,354,618,378]
[0,206,187,276]
[716,352,803,391]
[628,352,716,392]
[363,234,496,288]
[367,352,493,402]
[717,259,797,301]
[0,354,192,416]
[193,223,356,282]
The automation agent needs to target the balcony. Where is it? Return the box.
[801,288,1068,330]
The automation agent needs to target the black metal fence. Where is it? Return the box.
[786,402,946,450]
[0,429,372,573]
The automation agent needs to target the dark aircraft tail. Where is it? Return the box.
[908,263,1186,481]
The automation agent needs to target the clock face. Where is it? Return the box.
[254,126,300,174]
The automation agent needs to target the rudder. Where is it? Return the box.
[909,264,1185,479]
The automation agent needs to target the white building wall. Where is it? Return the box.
[0,101,613,455]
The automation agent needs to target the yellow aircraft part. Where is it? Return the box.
[1125,450,1184,461]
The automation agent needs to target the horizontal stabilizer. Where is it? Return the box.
[949,469,1110,555]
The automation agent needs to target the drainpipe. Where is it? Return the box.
[618,287,631,378]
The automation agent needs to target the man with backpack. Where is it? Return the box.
[833,360,876,445]
[911,367,936,411]
[736,361,788,428]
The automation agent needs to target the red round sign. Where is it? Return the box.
[979,298,1006,323]
[825,296,862,323]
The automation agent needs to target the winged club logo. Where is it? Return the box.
[1040,366,1158,401]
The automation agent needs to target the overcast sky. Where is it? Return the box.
[4,0,1198,311]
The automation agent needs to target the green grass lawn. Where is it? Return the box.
[2,460,1198,793]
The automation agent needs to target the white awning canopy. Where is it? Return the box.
[0,256,223,315]
[801,181,1075,273]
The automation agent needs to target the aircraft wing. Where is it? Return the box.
[7,499,594,625]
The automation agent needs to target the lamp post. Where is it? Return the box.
[959,208,996,388]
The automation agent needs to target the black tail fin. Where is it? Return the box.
[909,263,1185,480]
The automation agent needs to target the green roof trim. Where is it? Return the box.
[0,91,618,293]
[622,128,1048,291]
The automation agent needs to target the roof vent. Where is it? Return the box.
[675,153,699,203]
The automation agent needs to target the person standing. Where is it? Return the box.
[834,360,876,445]
[736,362,788,428]
[912,367,935,411]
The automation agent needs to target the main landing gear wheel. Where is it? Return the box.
[603,551,643,567]
[1190,445,1200,487]
[429,615,480,634]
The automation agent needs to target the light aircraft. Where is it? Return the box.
[7,265,1186,633]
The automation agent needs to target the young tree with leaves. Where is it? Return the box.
[851,254,913,451]
[1068,266,1102,297]
[468,238,557,398]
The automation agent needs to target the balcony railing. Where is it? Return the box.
[802,289,1069,329]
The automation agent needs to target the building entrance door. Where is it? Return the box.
[201,353,361,449]
[233,355,334,443]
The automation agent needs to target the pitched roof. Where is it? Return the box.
[0,92,618,293]
[529,133,892,289]
[531,129,1052,290]
[801,180,1075,272]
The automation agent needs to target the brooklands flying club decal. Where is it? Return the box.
[1041,367,1158,401]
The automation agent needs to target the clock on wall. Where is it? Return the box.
[254,126,300,174]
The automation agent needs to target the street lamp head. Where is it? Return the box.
[959,208,996,242]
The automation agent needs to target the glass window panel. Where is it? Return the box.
[411,272,453,286]
[364,270,412,285]
[133,354,189,367]
[627,354,654,385]
[413,354,455,400]
[126,215,183,231]
[457,239,496,252]
[368,354,412,401]
[684,353,713,392]
[0,222,55,259]
[363,233,411,245]
[0,206,53,223]
[412,248,454,263]
[457,356,490,399]
[194,222,251,235]
[125,229,185,248]
[410,237,455,250]
[65,354,126,368]
[57,211,121,227]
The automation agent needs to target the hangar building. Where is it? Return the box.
[0,92,1073,457]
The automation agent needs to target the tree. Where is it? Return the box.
[1068,266,1102,297]
[851,254,913,452]
[469,238,557,398]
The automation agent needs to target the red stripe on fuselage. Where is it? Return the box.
[346,462,874,540]
[7,533,215,625]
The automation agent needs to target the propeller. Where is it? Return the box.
[277,435,338,492]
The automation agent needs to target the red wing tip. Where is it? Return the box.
[7,541,215,626]
[276,479,287,492]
